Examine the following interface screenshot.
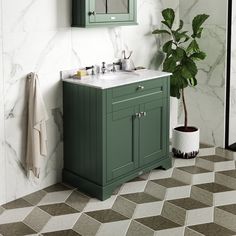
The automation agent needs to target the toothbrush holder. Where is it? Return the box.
[122,59,135,71]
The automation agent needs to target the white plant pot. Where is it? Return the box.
[172,126,200,159]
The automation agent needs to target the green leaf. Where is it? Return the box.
[173,31,189,43]
[192,14,209,38]
[184,58,198,77]
[161,20,171,29]
[163,40,173,57]
[187,40,200,54]
[170,67,189,98]
[162,8,175,29]
[172,47,186,61]
[187,77,197,86]
[152,29,171,35]
[163,57,177,72]
[176,20,184,32]
[190,51,206,61]
[181,66,193,79]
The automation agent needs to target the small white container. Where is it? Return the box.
[122,59,135,71]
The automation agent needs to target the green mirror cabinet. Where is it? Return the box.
[72,0,137,27]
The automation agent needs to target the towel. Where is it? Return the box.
[26,72,49,178]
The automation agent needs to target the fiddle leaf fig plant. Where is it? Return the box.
[153,8,209,131]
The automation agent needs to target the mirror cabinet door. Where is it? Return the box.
[95,0,106,14]
[107,0,129,14]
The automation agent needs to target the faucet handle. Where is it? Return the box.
[111,63,116,72]
[85,65,95,75]
[101,62,107,74]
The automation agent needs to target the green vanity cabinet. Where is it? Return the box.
[72,0,137,27]
[63,76,171,200]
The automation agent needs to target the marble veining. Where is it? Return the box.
[229,1,236,145]
[0,0,179,204]
[178,0,227,147]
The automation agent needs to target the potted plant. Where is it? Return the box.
[153,8,209,159]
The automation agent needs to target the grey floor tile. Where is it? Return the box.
[188,223,236,236]
[23,190,47,205]
[43,183,73,193]
[86,209,128,223]
[168,198,209,210]
[195,183,233,193]
[2,198,33,210]
[23,207,51,232]
[152,178,188,188]
[0,207,4,215]
[136,215,180,231]
[127,176,146,182]
[218,204,236,215]
[39,203,79,216]
[200,143,214,149]
[42,229,81,236]
[65,191,90,212]
[200,155,231,162]
[0,222,36,236]
[121,192,160,204]
[178,166,211,174]
[218,170,236,178]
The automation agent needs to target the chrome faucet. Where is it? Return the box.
[101,62,107,74]
[85,65,95,75]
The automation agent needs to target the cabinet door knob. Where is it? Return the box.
[89,11,96,16]
[140,112,147,117]
[137,85,144,91]
[134,113,141,119]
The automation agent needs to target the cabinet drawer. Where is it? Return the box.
[107,77,169,113]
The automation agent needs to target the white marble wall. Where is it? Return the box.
[0,0,7,205]
[229,1,236,145]
[0,0,179,204]
[179,0,228,147]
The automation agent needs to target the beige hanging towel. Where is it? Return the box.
[26,72,49,178]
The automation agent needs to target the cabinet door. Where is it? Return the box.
[139,99,168,166]
[89,0,136,24]
[107,106,139,181]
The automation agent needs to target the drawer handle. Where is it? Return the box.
[137,85,144,91]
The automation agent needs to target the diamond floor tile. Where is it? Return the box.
[85,209,128,223]
[136,215,180,231]
[186,222,236,236]
[0,222,36,236]
[152,178,188,188]
[43,183,73,193]
[217,204,236,215]
[193,183,233,193]
[1,147,236,235]
[42,229,81,236]
[177,166,211,174]
[218,169,236,178]
[120,192,160,204]
[2,198,32,210]
[167,197,209,210]
[39,203,79,216]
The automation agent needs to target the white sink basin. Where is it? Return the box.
[99,71,140,80]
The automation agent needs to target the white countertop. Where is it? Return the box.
[62,69,171,89]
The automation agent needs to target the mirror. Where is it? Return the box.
[95,0,106,14]
[95,0,129,14]
[107,0,129,14]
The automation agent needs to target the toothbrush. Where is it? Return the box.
[127,51,133,59]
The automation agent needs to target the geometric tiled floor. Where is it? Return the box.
[0,147,236,235]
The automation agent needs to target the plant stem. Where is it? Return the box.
[182,89,188,130]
